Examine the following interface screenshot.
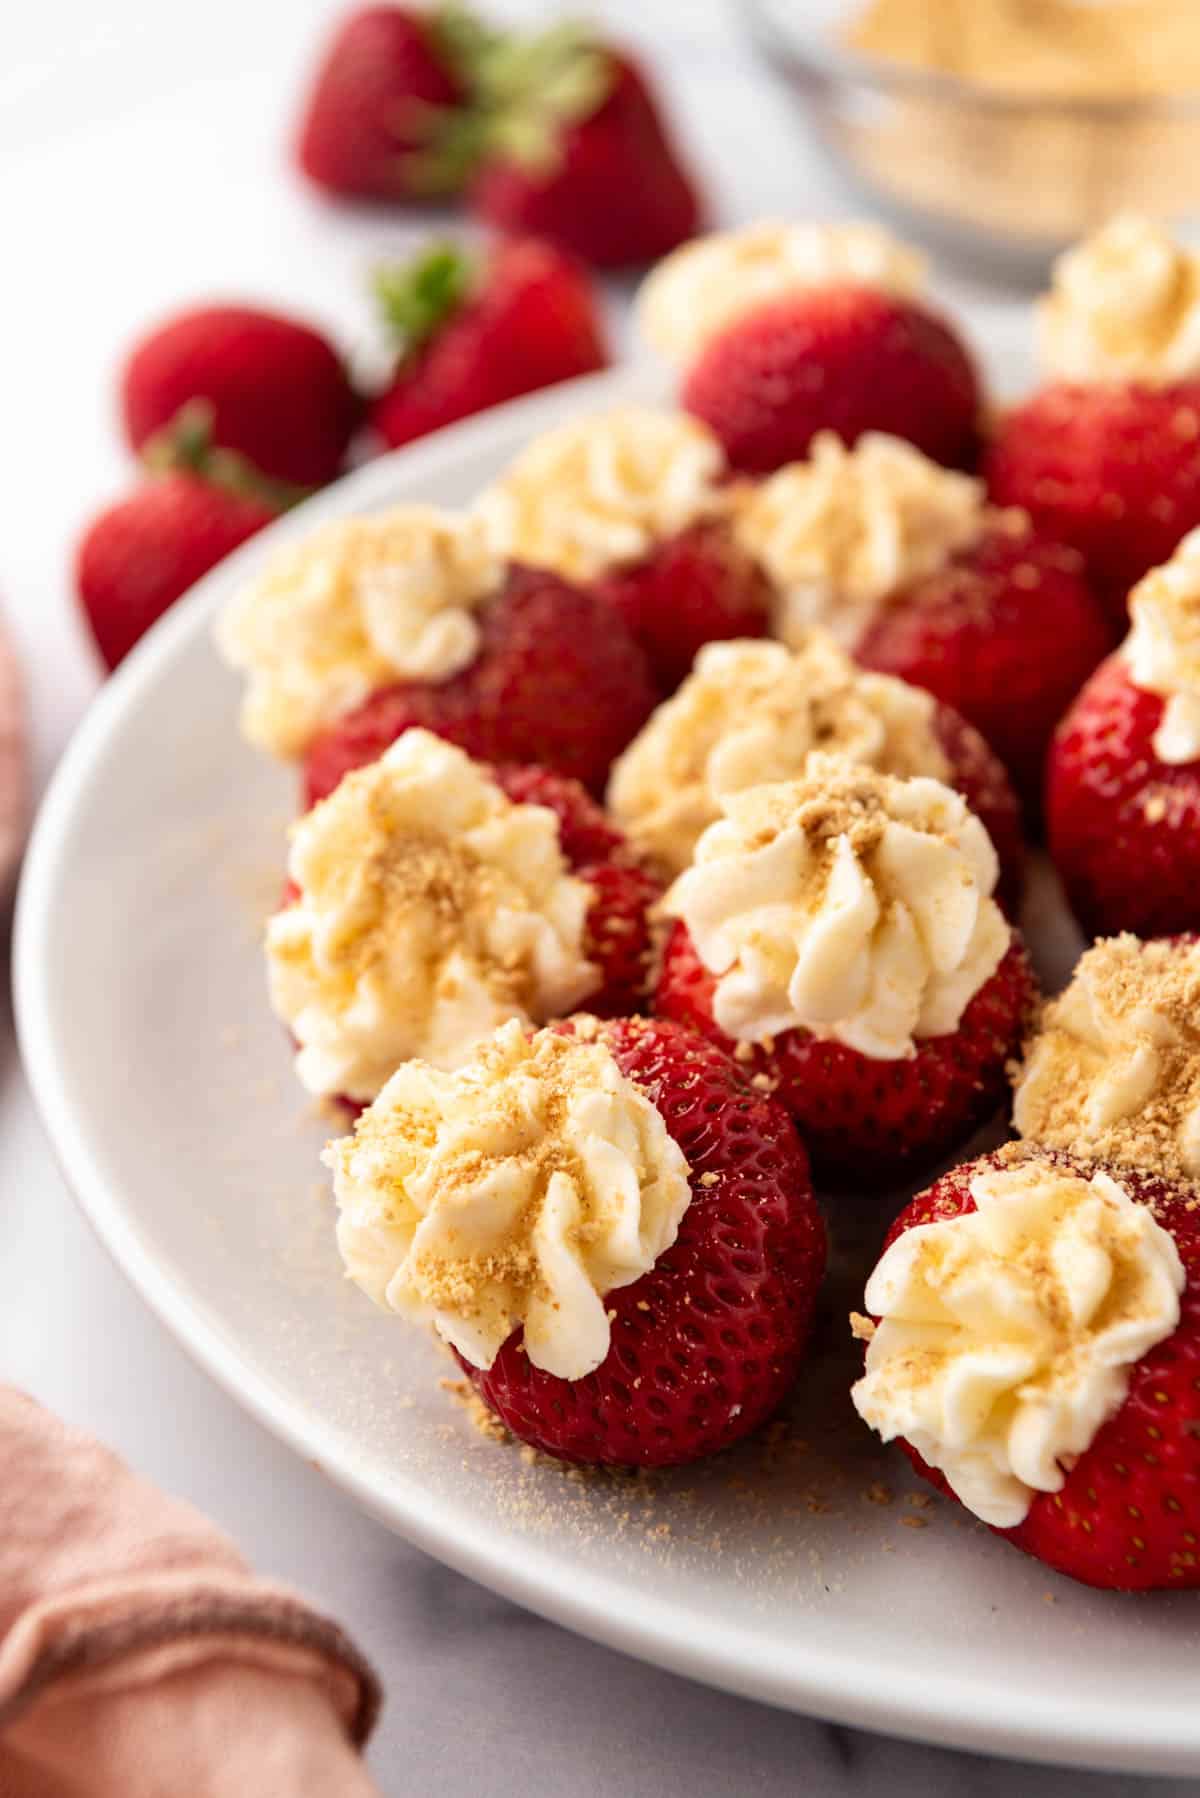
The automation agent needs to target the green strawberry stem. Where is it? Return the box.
[372,242,474,358]
[140,401,309,511]
[403,7,614,190]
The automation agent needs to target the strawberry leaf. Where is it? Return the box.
[372,242,475,357]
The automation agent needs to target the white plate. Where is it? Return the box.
[16,366,1200,1777]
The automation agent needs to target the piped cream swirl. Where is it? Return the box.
[1038,214,1200,384]
[267,730,597,1100]
[663,757,1008,1057]
[217,507,501,757]
[606,635,951,877]
[327,1020,693,1379]
[852,1158,1185,1529]
[1124,527,1200,763]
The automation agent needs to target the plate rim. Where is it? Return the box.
[15,365,1200,1778]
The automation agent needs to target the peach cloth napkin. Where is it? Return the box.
[0,1388,383,1796]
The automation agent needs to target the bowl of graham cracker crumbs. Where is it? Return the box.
[746,0,1200,279]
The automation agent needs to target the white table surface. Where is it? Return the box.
[1,3,1193,1791]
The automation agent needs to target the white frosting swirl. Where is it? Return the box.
[664,756,1008,1057]
[267,731,597,1101]
[606,635,950,876]
[1124,527,1200,763]
[216,507,501,757]
[732,433,985,648]
[852,1158,1185,1529]
[637,219,927,365]
[327,1020,693,1379]
[474,409,728,582]
[1013,933,1200,1181]
[1038,214,1200,385]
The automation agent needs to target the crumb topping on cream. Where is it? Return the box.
[664,756,1008,1057]
[267,731,597,1100]
[1124,527,1200,764]
[328,1020,693,1379]
[1038,214,1200,384]
[217,507,501,757]
[606,634,951,877]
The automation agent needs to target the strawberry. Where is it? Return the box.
[488,760,625,867]
[682,286,981,476]
[985,382,1200,630]
[856,520,1114,815]
[77,472,276,672]
[654,924,1035,1192]
[463,1016,825,1466]
[1046,651,1200,940]
[294,5,472,201]
[597,521,772,693]
[489,761,661,1015]
[368,237,608,451]
[866,1149,1200,1591]
[302,563,657,805]
[928,701,1026,919]
[122,305,359,490]
[469,36,703,269]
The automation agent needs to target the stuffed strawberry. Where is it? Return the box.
[606,633,1025,913]
[638,221,980,475]
[653,757,1036,1190]
[79,413,282,669]
[986,215,1200,629]
[477,409,770,691]
[369,237,608,450]
[1011,933,1200,1189]
[732,431,1112,812]
[269,729,661,1104]
[328,1014,826,1466]
[1047,529,1200,939]
[294,4,472,202]
[469,31,703,269]
[214,504,657,799]
[852,1145,1199,1591]
[122,305,358,491]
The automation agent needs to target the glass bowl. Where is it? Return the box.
[744,0,1200,281]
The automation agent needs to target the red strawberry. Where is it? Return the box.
[303,564,657,805]
[985,382,1200,630]
[122,305,359,490]
[870,1149,1200,1591]
[294,5,470,201]
[654,924,1035,1192]
[929,701,1026,919]
[682,286,981,476]
[856,520,1114,815]
[369,237,608,451]
[597,521,772,692]
[464,1016,825,1466]
[1046,651,1200,939]
[470,41,702,269]
[77,473,276,671]
[489,762,624,866]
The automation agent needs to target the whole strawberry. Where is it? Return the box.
[469,33,703,269]
[463,1017,826,1466]
[122,305,358,490]
[369,237,608,451]
[303,563,658,805]
[78,467,276,671]
[856,519,1114,814]
[985,382,1200,631]
[294,5,472,201]
[854,1147,1200,1592]
[986,217,1200,628]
